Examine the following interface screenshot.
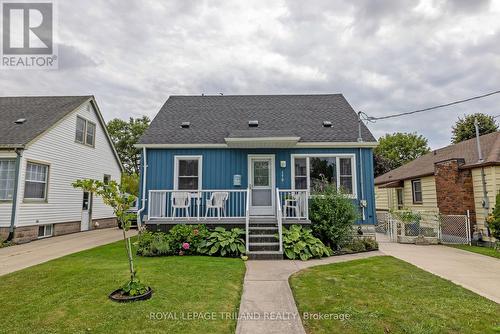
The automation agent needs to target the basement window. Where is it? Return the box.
[38,224,53,238]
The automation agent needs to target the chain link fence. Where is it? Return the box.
[376,210,471,245]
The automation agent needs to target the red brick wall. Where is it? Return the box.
[434,159,476,229]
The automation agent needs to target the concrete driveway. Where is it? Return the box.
[0,228,136,276]
[378,234,500,303]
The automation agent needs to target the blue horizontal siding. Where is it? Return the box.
[139,147,376,225]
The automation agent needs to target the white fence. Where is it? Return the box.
[277,189,309,220]
[376,210,471,245]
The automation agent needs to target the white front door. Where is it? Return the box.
[248,155,275,216]
[81,191,90,231]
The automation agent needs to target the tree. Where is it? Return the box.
[451,113,498,144]
[374,132,430,172]
[107,116,150,175]
[73,179,150,296]
[373,153,396,177]
[121,173,140,197]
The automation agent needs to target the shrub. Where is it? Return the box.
[281,225,331,261]
[168,224,209,255]
[198,227,245,257]
[309,184,358,250]
[489,193,500,242]
[362,237,379,250]
[136,231,173,256]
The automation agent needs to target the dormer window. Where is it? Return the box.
[248,120,259,127]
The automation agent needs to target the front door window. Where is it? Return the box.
[249,156,274,215]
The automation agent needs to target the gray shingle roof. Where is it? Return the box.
[0,96,91,147]
[139,94,376,145]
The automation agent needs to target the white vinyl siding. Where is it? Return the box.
[10,102,121,228]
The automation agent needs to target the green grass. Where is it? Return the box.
[0,240,246,334]
[290,256,500,334]
[448,244,500,259]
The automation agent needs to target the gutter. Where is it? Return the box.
[7,149,23,241]
[136,147,147,229]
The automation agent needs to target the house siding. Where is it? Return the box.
[472,166,499,236]
[140,147,377,225]
[9,101,121,228]
[402,176,438,213]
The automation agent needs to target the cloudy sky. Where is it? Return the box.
[2,0,500,148]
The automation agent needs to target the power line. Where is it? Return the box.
[363,89,500,121]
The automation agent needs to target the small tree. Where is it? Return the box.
[309,184,359,250]
[451,113,498,144]
[73,179,149,295]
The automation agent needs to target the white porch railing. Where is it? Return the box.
[276,188,283,253]
[277,189,309,220]
[148,189,248,220]
[245,188,250,253]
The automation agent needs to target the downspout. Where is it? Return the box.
[474,118,490,237]
[357,112,366,223]
[136,147,147,229]
[7,148,23,241]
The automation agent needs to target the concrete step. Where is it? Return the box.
[249,234,277,243]
[249,243,280,252]
[248,226,278,235]
[247,251,283,260]
[249,223,278,228]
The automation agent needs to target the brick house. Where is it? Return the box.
[374,132,500,240]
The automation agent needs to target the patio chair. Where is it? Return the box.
[171,192,191,218]
[283,192,303,218]
[205,191,229,219]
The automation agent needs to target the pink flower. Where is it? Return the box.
[179,250,184,256]
[182,242,190,250]
[193,229,199,236]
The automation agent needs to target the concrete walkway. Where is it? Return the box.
[378,234,500,303]
[235,251,382,334]
[0,228,136,276]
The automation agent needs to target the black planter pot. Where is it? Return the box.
[108,287,153,303]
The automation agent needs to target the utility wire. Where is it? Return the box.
[363,89,500,121]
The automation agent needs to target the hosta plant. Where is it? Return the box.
[198,227,246,257]
[281,225,331,261]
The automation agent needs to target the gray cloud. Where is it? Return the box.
[0,0,499,149]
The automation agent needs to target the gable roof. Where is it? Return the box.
[138,94,376,146]
[375,132,500,186]
[0,96,123,171]
[0,96,91,148]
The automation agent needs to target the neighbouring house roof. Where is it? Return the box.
[0,96,124,171]
[0,96,91,148]
[138,94,377,146]
[375,132,500,186]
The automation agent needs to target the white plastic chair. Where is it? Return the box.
[171,192,191,218]
[283,192,302,218]
[205,192,229,219]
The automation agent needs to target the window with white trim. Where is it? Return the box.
[24,162,49,200]
[412,179,422,204]
[175,157,202,190]
[0,159,16,200]
[38,224,53,238]
[293,155,356,196]
[75,116,96,147]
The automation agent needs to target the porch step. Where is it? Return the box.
[249,242,280,252]
[247,251,283,260]
[248,226,278,235]
[249,223,278,228]
[249,234,277,243]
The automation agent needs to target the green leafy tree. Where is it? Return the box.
[375,132,430,171]
[73,179,149,295]
[121,173,139,197]
[451,113,498,144]
[374,153,396,177]
[107,116,150,175]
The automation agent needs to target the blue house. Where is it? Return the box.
[137,94,378,258]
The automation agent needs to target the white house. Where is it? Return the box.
[0,96,123,243]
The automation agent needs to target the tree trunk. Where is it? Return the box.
[122,227,135,281]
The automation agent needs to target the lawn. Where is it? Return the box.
[0,239,246,334]
[290,256,500,334]
[448,244,500,259]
